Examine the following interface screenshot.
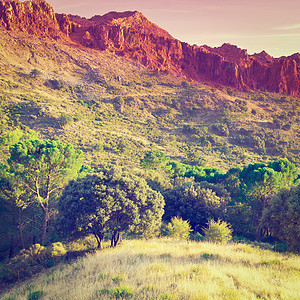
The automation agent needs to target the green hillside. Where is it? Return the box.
[1,29,300,172]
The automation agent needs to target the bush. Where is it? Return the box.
[20,244,46,260]
[166,217,192,240]
[29,69,42,79]
[59,113,73,127]
[50,242,67,257]
[263,185,300,252]
[27,290,44,300]
[112,285,134,299]
[211,123,229,136]
[203,219,233,244]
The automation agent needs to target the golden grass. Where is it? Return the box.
[2,238,300,300]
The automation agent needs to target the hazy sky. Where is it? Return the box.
[47,0,300,58]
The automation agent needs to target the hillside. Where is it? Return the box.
[1,239,300,299]
[0,23,300,171]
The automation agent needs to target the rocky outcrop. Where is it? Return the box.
[0,0,299,97]
[0,0,63,39]
[64,12,300,97]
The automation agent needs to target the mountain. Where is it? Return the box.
[0,0,299,172]
[0,0,299,97]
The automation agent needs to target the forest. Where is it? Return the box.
[0,128,299,277]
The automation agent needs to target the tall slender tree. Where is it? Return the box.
[7,139,83,245]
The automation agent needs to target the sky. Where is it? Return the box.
[46,0,300,58]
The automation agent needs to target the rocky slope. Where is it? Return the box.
[0,0,299,97]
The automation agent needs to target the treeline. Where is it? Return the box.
[141,150,300,251]
[0,131,299,264]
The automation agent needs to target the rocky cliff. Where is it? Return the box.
[0,0,65,39]
[0,0,299,97]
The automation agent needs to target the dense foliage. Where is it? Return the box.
[57,167,165,248]
[166,217,192,240]
[0,133,84,258]
[263,185,300,251]
[203,219,233,244]
[0,129,299,272]
[163,182,228,231]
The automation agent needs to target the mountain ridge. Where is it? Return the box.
[0,0,299,97]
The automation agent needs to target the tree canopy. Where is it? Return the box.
[57,167,165,248]
[263,184,300,251]
[6,138,83,245]
[163,182,228,232]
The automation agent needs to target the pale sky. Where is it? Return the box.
[47,0,300,58]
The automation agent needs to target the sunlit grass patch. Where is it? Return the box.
[1,238,300,299]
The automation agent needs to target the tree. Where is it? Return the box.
[166,217,192,240]
[0,128,39,163]
[203,219,233,244]
[240,158,298,240]
[140,150,171,171]
[57,168,165,248]
[7,139,83,245]
[263,185,300,251]
[163,182,228,232]
[0,129,41,257]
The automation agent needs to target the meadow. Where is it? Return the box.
[1,238,299,300]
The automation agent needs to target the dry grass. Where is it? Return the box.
[2,239,300,299]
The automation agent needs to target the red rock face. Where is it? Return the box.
[0,0,63,39]
[0,0,299,97]
[65,12,300,97]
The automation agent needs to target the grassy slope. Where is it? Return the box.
[1,239,300,299]
[0,29,300,173]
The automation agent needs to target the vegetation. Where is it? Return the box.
[203,219,233,244]
[263,185,300,251]
[57,168,165,248]
[166,217,192,240]
[163,182,228,232]
[0,28,300,298]
[1,239,300,299]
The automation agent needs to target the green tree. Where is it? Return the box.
[163,182,228,232]
[203,219,233,244]
[263,185,300,251]
[7,139,83,245]
[0,129,41,257]
[0,128,39,163]
[140,150,171,171]
[57,168,165,248]
[166,217,192,240]
[240,158,298,240]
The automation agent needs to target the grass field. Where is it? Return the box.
[1,239,300,300]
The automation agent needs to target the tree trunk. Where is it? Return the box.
[111,231,120,247]
[32,214,37,244]
[17,208,25,249]
[41,205,49,246]
[9,235,14,258]
[94,232,103,250]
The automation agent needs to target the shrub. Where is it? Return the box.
[203,219,233,244]
[112,285,134,299]
[29,69,42,79]
[59,113,73,127]
[50,242,67,257]
[112,274,126,285]
[211,123,229,136]
[20,244,46,260]
[27,290,44,300]
[166,217,192,240]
